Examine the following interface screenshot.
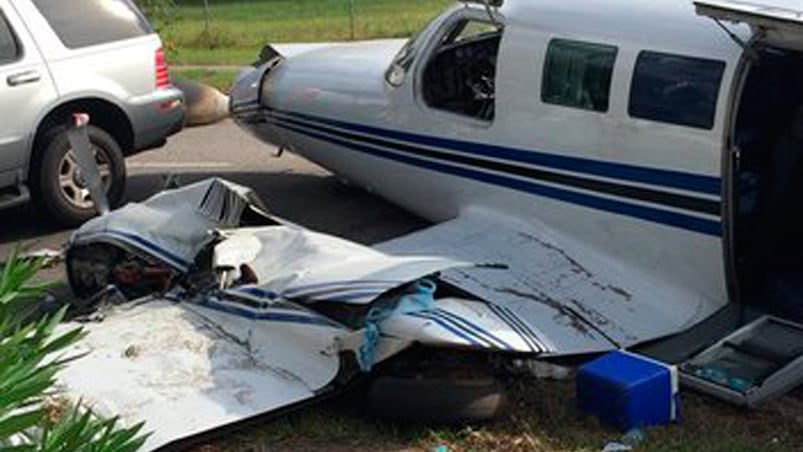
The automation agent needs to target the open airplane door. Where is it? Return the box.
[691,1,803,405]
[694,0,803,50]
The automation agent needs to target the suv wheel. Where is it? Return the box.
[34,125,126,226]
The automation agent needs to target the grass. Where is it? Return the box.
[195,378,803,451]
[162,0,453,65]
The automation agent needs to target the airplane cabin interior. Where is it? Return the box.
[733,46,803,322]
[422,19,502,122]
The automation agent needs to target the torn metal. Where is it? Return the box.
[59,178,526,450]
[57,299,347,450]
[56,176,799,448]
[378,208,724,355]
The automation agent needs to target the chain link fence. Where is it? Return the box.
[137,0,451,65]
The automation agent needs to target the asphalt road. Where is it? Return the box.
[0,119,428,284]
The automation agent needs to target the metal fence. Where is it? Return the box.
[178,0,447,39]
[159,0,452,46]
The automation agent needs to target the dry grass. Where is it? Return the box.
[194,377,803,451]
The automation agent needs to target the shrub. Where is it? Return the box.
[0,247,148,451]
[135,0,176,23]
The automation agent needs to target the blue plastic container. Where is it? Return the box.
[576,351,679,431]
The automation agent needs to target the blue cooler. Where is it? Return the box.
[576,350,679,431]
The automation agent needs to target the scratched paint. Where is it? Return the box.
[378,209,725,355]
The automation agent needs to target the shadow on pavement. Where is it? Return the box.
[126,171,430,244]
[0,204,70,245]
[0,170,429,248]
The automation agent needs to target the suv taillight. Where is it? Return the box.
[155,48,170,89]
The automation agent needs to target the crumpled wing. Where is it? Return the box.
[377,210,725,355]
[56,300,349,451]
[215,226,469,304]
[70,178,273,272]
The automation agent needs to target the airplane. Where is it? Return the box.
[52,0,803,448]
[231,0,803,353]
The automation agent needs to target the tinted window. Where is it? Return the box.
[629,52,725,129]
[0,11,20,64]
[33,0,151,49]
[542,39,617,112]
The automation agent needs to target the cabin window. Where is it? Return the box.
[629,52,725,129]
[541,39,617,112]
[421,18,503,122]
[0,11,20,64]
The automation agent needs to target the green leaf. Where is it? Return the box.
[0,409,43,439]
[0,445,36,452]
[0,368,59,410]
[0,242,150,451]
[0,245,20,294]
[39,330,83,358]
[104,421,144,449]
[0,291,19,306]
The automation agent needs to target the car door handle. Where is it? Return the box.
[7,70,41,86]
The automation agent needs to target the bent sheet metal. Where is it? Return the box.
[58,299,348,450]
[58,178,496,450]
[378,208,724,355]
[57,177,725,449]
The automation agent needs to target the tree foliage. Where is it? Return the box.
[135,0,176,29]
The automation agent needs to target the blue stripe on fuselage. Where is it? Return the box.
[272,118,722,237]
[276,110,721,196]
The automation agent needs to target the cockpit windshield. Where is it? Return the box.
[385,15,440,87]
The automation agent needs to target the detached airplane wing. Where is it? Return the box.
[57,299,350,451]
[56,178,726,449]
[377,209,726,355]
[56,178,485,450]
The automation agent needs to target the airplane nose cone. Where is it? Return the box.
[174,79,230,127]
[230,64,287,147]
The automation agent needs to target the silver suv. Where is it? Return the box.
[0,0,184,225]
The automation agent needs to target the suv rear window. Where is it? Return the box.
[0,11,20,64]
[32,0,152,49]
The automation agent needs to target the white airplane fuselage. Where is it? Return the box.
[232,0,803,330]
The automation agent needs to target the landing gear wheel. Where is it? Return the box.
[33,125,126,226]
[368,375,509,423]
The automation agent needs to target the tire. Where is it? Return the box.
[368,375,509,423]
[33,125,126,226]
